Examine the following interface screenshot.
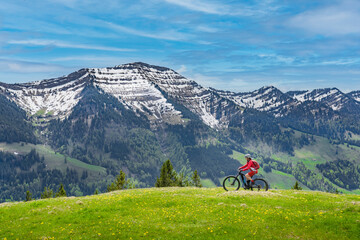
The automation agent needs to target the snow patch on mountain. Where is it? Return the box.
[349,91,360,102]
[216,86,298,117]
[289,88,357,112]
[91,66,183,125]
[2,71,89,120]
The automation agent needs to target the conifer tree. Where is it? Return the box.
[41,187,53,199]
[25,190,32,201]
[155,159,178,187]
[292,181,302,190]
[177,171,190,187]
[107,170,130,192]
[55,183,67,197]
[192,170,202,187]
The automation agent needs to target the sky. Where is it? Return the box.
[0,0,360,92]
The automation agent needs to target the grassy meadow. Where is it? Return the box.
[0,187,359,240]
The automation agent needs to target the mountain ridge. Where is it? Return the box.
[1,62,359,128]
[1,62,360,201]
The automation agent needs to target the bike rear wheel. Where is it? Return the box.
[223,176,240,191]
[251,178,269,191]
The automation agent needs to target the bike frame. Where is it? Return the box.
[235,171,247,187]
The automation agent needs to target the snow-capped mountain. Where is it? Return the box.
[349,91,360,102]
[1,62,360,130]
[0,69,90,120]
[214,86,299,117]
[287,88,360,113]
[0,62,240,129]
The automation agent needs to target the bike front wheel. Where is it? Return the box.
[251,178,269,191]
[223,176,240,191]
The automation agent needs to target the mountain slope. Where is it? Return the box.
[288,88,360,114]
[215,86,298,117]
[0,94,36,143]
[1,62,240,129]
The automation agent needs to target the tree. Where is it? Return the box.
[263,165,272,173]
[291,181,302,190]
[55,183,67,197]
[177,171,190,187]
[94,189,99,195]
[41,187,53,199]
[192,170,202,187]
[107,170,131,192]
[25,190,32,202]
[155,159,178,187]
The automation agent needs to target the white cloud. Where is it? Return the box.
[103,21,192,41]
[257,53,295,64]
[319,58,360,65]
[196,25,219,33]
[176,65,187,74]
[162,0,276,16]
[163,0,229,15]
[287,0,360,35]
[8,39,135,52]
[0,59,66,73]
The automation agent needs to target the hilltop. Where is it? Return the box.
[0,187,359,239]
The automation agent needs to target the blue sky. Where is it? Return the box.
[0,0,360,92]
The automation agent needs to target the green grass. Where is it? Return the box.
[229,150,245,164]
[0,187,358,240]
[33,109,46,117]
[200,178,216,188]
[263,170,309,190]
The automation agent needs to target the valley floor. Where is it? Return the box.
[0,187,359,240]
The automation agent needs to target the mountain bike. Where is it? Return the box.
[223,171,269,191]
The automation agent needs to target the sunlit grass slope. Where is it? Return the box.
[0,188,359,240]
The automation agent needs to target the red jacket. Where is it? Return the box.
[239,159,258,172]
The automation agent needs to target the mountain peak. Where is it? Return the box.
[113,62,173,72]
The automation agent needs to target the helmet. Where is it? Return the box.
[245,154,251,159]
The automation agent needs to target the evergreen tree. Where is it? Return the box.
[41,187,53,199]
[107,170,130,192]
[177,171,190,187]
[155,159,178,187]
[55,184,67,197]
[94,189,99,195]
[291,181,302,190]
[192,170,202,187]
[25,190,32,202]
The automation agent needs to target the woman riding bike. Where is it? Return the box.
[238,154,260,188]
